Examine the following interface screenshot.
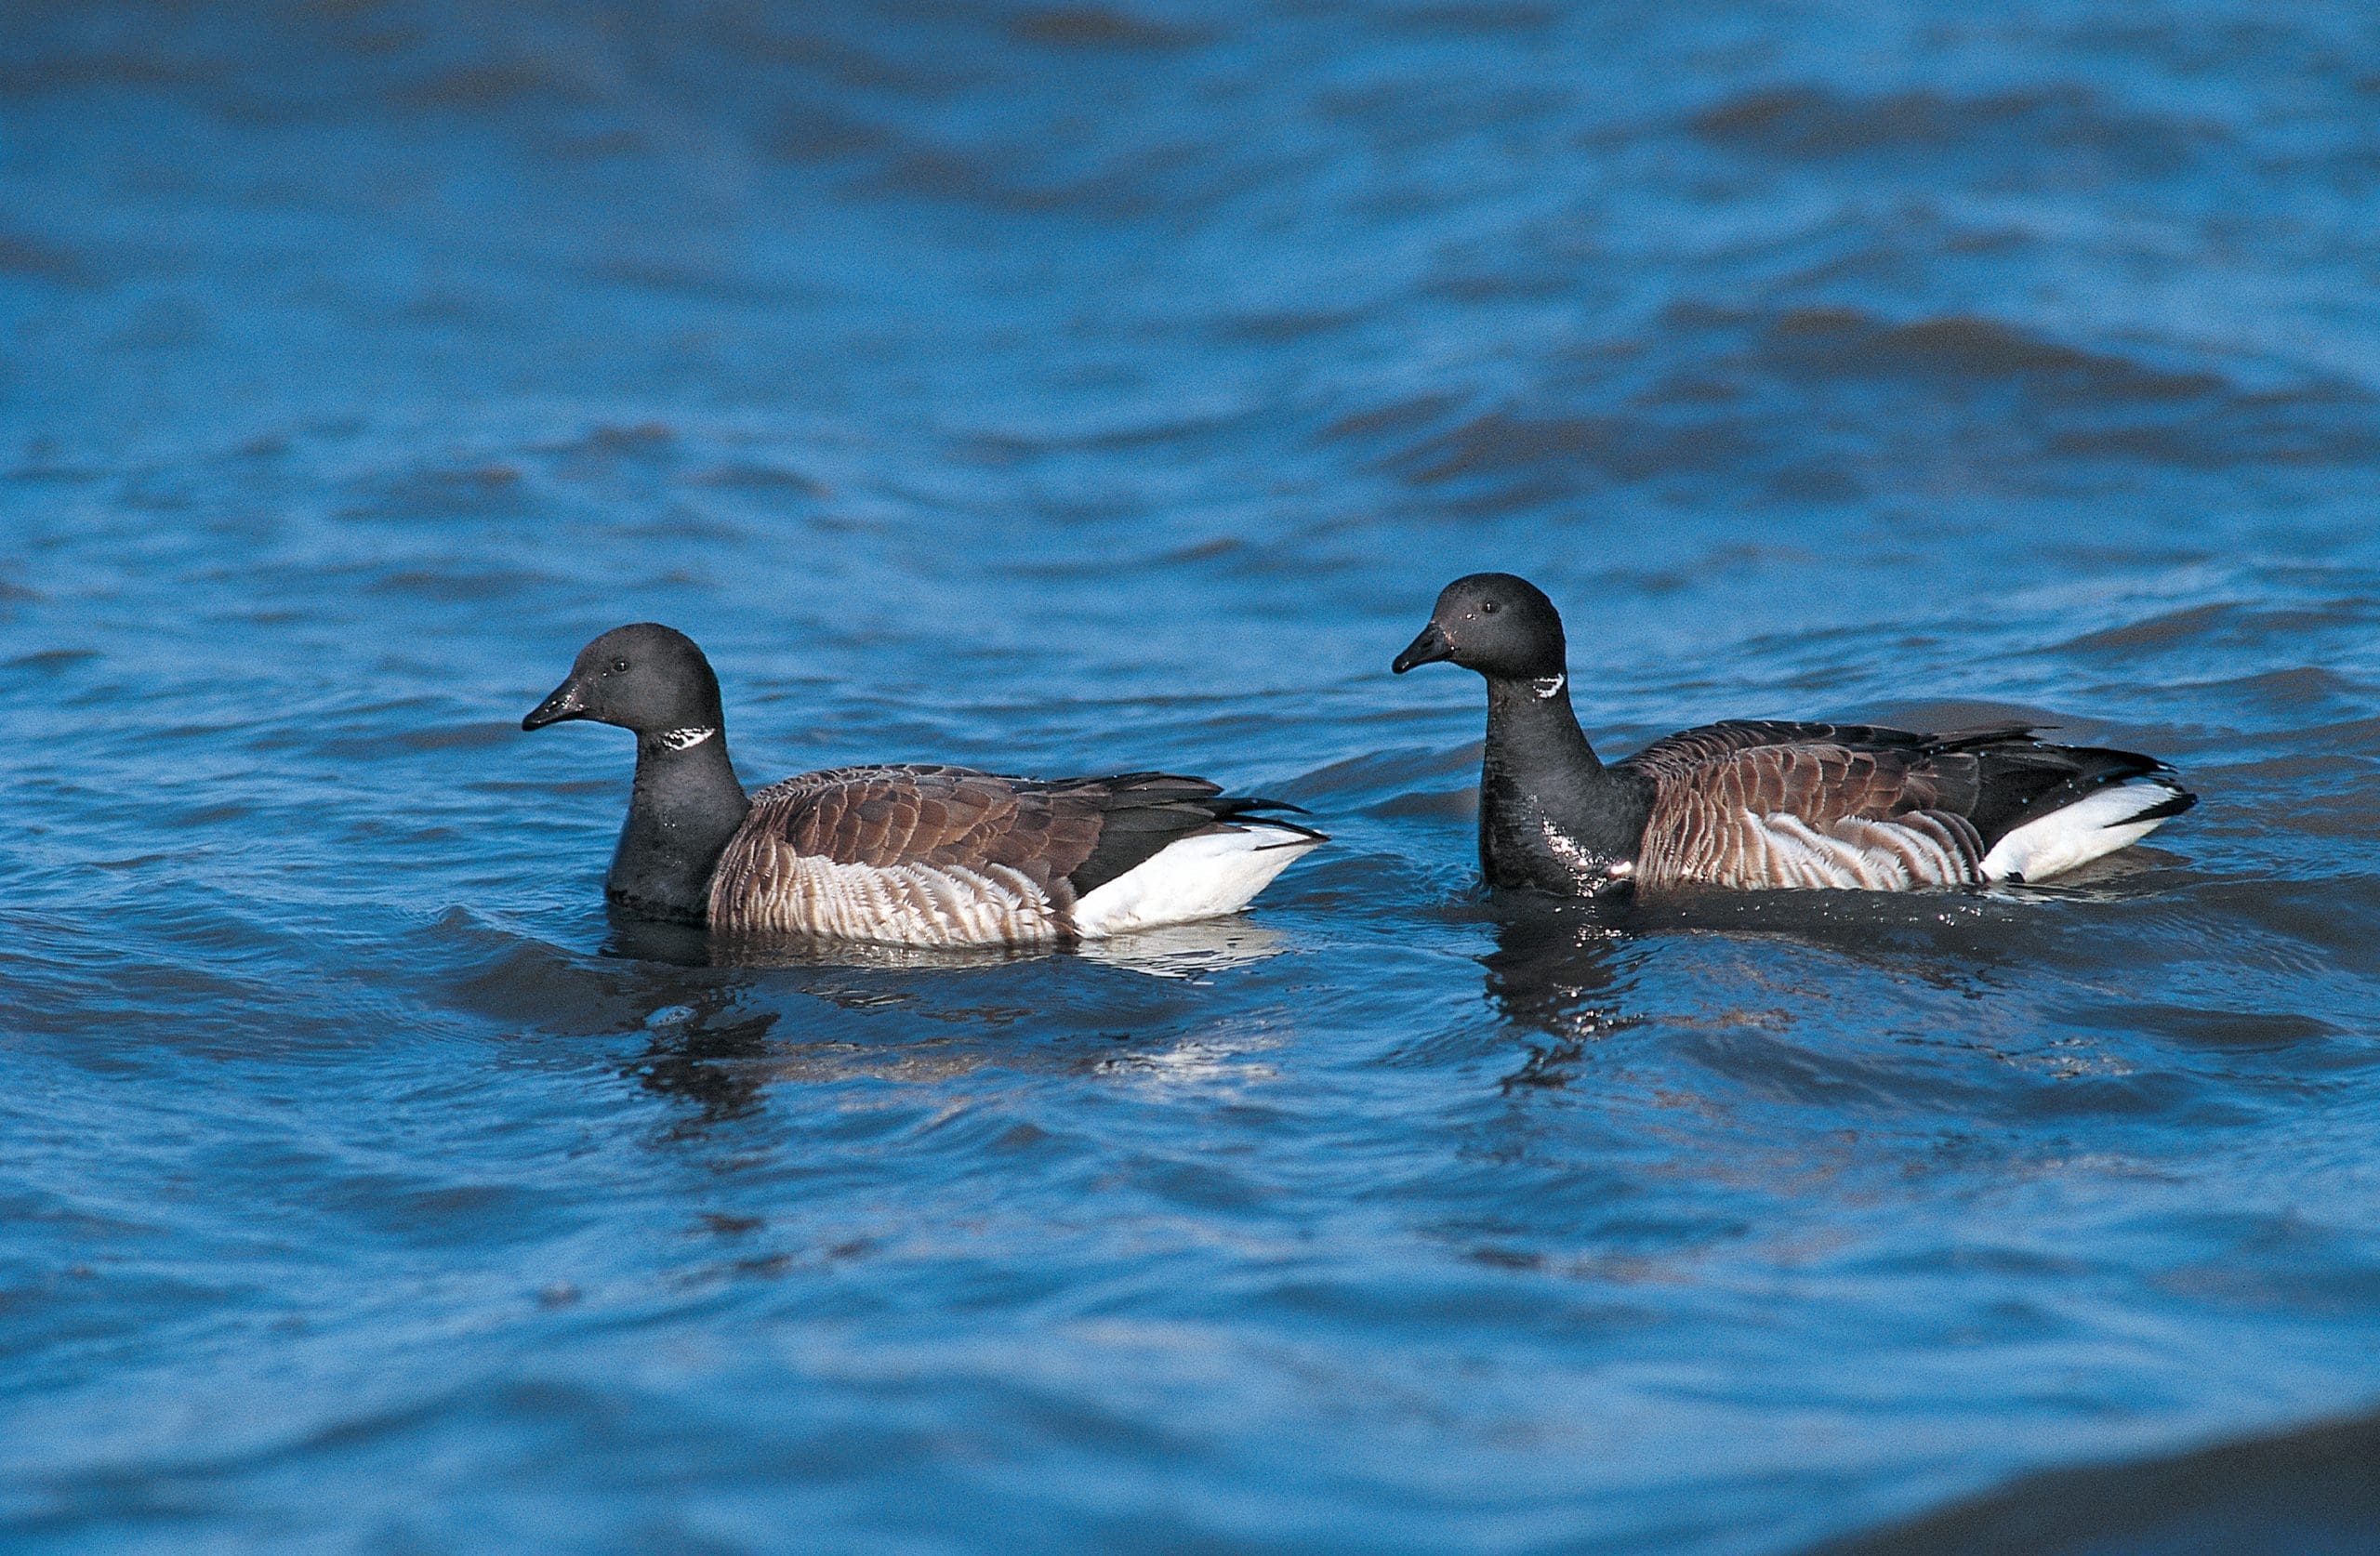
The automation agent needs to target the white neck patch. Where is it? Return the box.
[654,726,717,751]
[1532,674,1567,700]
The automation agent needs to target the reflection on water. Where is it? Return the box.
[1476,887,2024,1050]
[1478,901,1641,1085]
[600,910,714,969]
[701,924,1052,975]
[610,916,1298,1129]
[1075,919,1293,979]
[627,988,781,1126]
[702,916,1291,979]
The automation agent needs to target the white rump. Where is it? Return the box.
[1979,777,2189,883]
[1073,824,1325,937]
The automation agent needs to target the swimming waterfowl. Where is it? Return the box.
[1392,574,2195,894]
[522,624,1326,944]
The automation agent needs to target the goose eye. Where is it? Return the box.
[1481,600,1501,614]
[611,658,629,673]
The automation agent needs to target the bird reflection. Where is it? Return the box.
[615,982,783,1127]
[595,908,1298,1130]
[600,911,713,968]
[610,905,1292,980]
[1475,881,2068,1091]
[1073,920,1293,979]
[1479,897,1646,1088]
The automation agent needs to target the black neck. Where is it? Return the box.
[1476,674,1652,890]
[605,730,751,924]
[1486,674,1602,777]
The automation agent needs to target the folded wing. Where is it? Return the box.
[1619,719,2176,890]
[1623,726,1983,890]
[709,766,1319,943]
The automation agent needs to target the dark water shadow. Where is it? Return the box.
[1810,1404,2380,1556]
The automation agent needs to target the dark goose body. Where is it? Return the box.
[1395,575,2195,896]
[522,626,1325,946]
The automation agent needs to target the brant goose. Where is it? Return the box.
[1392,574,2194,894]
[522,625,1327,945]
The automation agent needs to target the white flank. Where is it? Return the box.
[1979,778,2187,883]
[1741,811,1977,890]
[1071,824,1324,938]
[723,855,1066,946]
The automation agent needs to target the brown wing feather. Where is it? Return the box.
[705,766,1104,943]
[1624,719,2036,778]
[1633,741,1983,890]
[745,765,1104,891]
[1615,719,2186,890]
[706,762,1323,941]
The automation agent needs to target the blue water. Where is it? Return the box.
[6,3,2380,1550]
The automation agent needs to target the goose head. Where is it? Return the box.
[522,623,724,739]
[1392,573,1568,685]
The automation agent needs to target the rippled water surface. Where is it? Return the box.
[7,3,2380,1551]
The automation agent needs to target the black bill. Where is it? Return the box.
[521,677,587,731]
[1391,620,1454,674]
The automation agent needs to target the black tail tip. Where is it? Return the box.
[2130,787,2198,824]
